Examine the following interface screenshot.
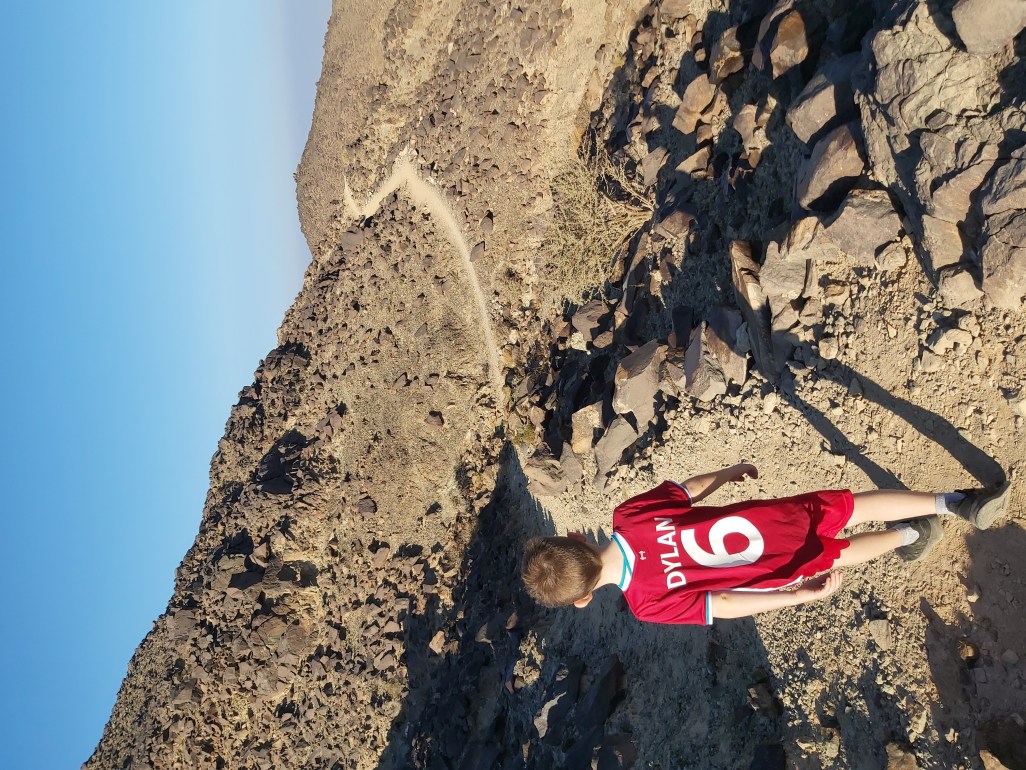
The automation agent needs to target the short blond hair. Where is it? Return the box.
[522,536,602,607]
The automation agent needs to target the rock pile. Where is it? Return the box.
[517,0,1025,498]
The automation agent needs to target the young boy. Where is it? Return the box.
[522,464,1011,624]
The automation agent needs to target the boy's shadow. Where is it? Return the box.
[375,442,790,769]
[764,330,1006,491]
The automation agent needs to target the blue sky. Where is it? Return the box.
[0,3,331,767]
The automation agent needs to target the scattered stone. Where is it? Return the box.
[642,147,668,188]
[952,0,1026,56]
[676,146,712,176]
[706,306,747,385]
[560,442,584,484]
[730,241,777,382]
[672,74,716,135]
[659,0,692,20]
[885,743,918,770]
[429,630,445,655]
[612,340,666,426]
[821,189,903,267]
[357,497,378,516]
[759,242,808,302]
[938,266,983,307]
[786,54,859,144]
[571,402,604,455]
[818,336,839,361]
[709,26,743,83]
[927,326,973,355]
[572,300,612,341]
[920,215,966,272]
[753,1,808,78]
[868,618,894,650]
[594,416,640,479]
[525,445,568,497]
[684,323,728,402]
[797,123,865,211]
[654,206,695,239]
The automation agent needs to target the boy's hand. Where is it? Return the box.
[799,570,843,602]
[728,463,758,482]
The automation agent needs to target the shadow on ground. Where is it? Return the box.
[922,520,1026,770]
[375,442,787,769]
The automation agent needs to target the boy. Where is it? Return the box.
[522,464,1011,624]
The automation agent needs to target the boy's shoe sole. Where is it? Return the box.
[894,516,943,562]
[955,481,1011,530]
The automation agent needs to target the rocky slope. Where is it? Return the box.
[87,1,1025,769]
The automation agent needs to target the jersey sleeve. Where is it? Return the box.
[613,480,692,525]
[634,588,712,625]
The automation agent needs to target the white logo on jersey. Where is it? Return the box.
[654,516,765,589]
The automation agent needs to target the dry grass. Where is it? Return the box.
[540,144,654,312]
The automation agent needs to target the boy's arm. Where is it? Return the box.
[709,571,843,620]
[681,463,758,503]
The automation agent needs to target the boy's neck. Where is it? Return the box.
[595,540,626,591]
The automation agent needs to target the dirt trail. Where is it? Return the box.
[343,153,504,398]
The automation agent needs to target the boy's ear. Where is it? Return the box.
[573,592,593,608]
[567,531,587,544]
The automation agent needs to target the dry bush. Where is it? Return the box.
[540,146,653,312]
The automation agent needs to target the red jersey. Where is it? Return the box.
[611,481,853,625]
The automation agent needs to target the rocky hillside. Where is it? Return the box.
[87,1,1025,769]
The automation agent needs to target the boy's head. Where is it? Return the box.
[522,535,602,608]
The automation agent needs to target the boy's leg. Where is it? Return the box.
[833,530,902,567]
[848,484,1011,530]
[834,517,943,566]
[847,491,935,526]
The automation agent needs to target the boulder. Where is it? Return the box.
[797,123,865,211]
[785,54,859,144]
[654,206,695,239]
[937,266,983,307]
[979,152,1026,307]
[952,0,1026,56]
[706,306,747,385]
[572,300,612,341]
[612,340,666,426]
[753,1,808,78]
[594,416,640,479]
[920,215,967,272]
[672,74,715,135]
[820,189,903,267]
[730,241,777,382]
[525,446,568,497]
[928,146,999,226]
[659,0,692,20]
[979,210,1026,308]
[641,146,668,188]
[885,743,918,770]
[733,104,761,149]
[560,442,584,484]
[709,26,743,83]
[759,242,808,302]
[684,323,727,402]
[570,402,604,455]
